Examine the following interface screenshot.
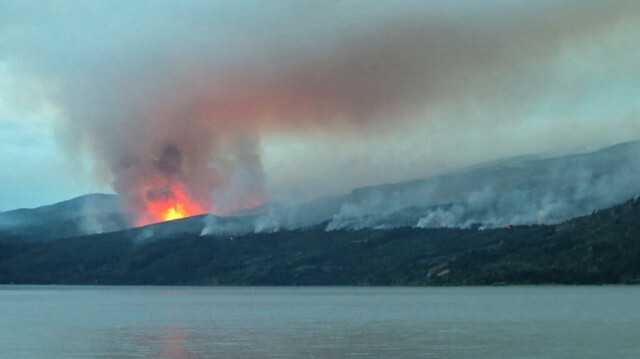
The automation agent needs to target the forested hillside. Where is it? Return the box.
[1,197,639,286]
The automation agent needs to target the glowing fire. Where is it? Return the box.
[138,183,206,226]
[163,204,188,221]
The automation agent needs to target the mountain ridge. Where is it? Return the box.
[1,195,639,285]
[2,140,639,241]
[0,193,129,242]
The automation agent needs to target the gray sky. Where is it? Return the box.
[1,0,639,212]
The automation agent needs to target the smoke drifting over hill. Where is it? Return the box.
[196,142,640,235]
[1,1,639,222]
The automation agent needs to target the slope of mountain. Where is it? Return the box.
[1,195,639,285]
[2,140,639,242]
[1,140,637,285]
[0,194,130,242]
[250,140,640,232]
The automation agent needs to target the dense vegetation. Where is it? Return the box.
[1,197,639,286]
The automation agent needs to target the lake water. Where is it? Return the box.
[1,286,639,358]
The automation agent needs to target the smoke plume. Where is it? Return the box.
[1,1,639,225]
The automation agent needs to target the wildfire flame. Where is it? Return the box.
[137,183,206,226]
[163,204,188,221]
[129,145,265,227]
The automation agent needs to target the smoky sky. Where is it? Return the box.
[0,0,639,212]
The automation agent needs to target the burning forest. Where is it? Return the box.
[0,1,638,230]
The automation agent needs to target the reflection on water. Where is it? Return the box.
[155,327,188,359]
[1,286,640,358]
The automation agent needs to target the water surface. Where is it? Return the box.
[1,286,639,358]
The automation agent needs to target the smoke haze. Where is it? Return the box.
[1,1,639,220]
[213,141,640,234]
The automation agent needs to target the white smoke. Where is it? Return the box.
[255,142,640,231]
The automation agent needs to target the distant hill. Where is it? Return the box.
[2,140,639,242]
[0,194,130,242]
[1,195,639,285]
[222,140,640,232]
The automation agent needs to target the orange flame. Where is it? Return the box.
[137,183,206,226]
